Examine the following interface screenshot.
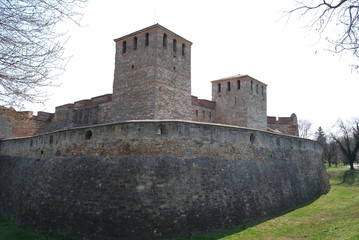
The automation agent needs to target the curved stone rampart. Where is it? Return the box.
[0,120,330,239]
[0,120,320,160]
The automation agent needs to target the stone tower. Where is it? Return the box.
[211,75,267,130]
[112,24,193,121]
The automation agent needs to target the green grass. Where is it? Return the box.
[169,169,359,240]
[0,215,74,240]
[1,170,358,240]
[326,162,352,171]
[327,165,350,171]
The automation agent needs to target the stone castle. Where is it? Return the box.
[0,24,326,240]
[0,24,298,139]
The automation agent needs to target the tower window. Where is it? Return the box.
[145,33,149,46]
[133,37,137,50]
[195,110,198,117]
[182,44,185,56]
[163,33,167,47]
[227,82,231,91]
[237,80,241,89]
[256,84,259,93]
[218,83,221,93]
[122,41,127,53]
[173,39,177,52]
[251,81,253,91]
[261,86,264,95]
[203,111,205,118]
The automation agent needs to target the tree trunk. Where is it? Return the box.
[349,161,355,170]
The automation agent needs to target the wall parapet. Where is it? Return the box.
[0,120,320,161]
[191,96,216,110]
[55,94,112,112]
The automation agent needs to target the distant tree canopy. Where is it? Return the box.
[288,0,359,69]
[0,0,87,108]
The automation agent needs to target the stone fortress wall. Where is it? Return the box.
[0,120,329,239]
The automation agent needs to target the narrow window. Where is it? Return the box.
[256,84,259,93]
[251,81,253,91]
[163,33,167,47]
[209,112,212,120]
[237,80,241,89]
[133,37,137,50]
[218,83,221,93]
[227,82,231,91]
[261,86,264,95]
[173,39,177,52]
[250,133,255,143]
[145,33,149,46]
[203,111,205,118]
[122,41,127,53]
[182,44,185,56]
[195,110,198,117]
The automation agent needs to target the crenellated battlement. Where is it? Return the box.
[267,113,299,136]
[55,94,112,112]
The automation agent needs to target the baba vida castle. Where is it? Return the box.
[0,24,298,138]
[0,24,329,240]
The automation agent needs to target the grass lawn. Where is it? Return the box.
[0,215,74,240]
[1,169,358,240]
[170,169,359,239]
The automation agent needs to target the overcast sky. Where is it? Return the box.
[28,0,359,133]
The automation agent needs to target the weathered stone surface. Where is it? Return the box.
[112,24,192,122]
[191,96,216,123]
[0,120,329,240]
[0,120,319,161]
[212,75,267,131]
[0,116,11,139]
[267,114,299,136]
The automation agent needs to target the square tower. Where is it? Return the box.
[211,75,267,130]
[112,24,192,121]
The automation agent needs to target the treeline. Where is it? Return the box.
[300,119,359,170]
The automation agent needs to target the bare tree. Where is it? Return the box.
[324,137,338,167]
[298,119,313,138]
[331,118,359,170]
[287,0,359,68]
[0,0,87,108]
